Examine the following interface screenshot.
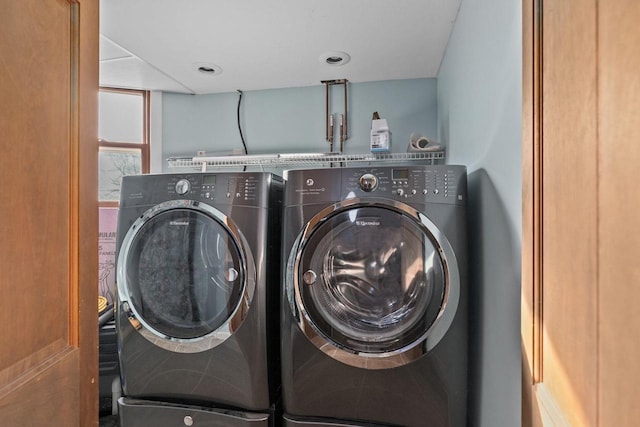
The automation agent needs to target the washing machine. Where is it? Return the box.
[115,172,282,427]
[281,165,468,427]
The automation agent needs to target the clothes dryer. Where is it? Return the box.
[115,172,282,427]
[281,165,468,427]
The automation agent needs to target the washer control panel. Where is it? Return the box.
[342,166,466,205]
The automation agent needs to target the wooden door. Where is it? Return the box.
[0,0,98,426]
[522,0,640,425]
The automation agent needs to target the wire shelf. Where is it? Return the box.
[167,151,445,170]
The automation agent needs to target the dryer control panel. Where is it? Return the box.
[284,165,467,206]
[342,165,467,205]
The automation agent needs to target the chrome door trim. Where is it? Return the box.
[286,197,460,369]
[117,199,256,353]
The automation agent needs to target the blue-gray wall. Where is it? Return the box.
[437,0,522,426]
[161,78,438,169]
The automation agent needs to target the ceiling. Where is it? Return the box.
[99,0,462,95]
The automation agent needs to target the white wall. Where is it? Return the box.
[437,0,522,426]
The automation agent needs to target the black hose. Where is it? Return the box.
[98,304,115,328]
[237,90,248,172]
[237,90,248,154]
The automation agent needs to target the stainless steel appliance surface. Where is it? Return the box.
[115,172,282,427]
[281,165,468,427]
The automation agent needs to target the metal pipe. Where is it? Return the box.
[329,114,335,152]
[343,80,348,145]
[339,114,344,153]
[322,79,349,153]
[324,83,331,150]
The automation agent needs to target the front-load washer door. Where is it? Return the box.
[287,198,460,369]
[117,199,255,353]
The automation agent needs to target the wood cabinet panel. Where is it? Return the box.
[540,1,598,425]
[524,0,640,426]
[0,0,98,424]
[597,1,640,425]
[0,348,79,426]
[0,0,71,370]
[521,0,536,378]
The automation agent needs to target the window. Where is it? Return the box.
[98,87,149,303]
[98,87,150,206]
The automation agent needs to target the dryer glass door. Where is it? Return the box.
[298,205,446,356]
[122,208,244,340]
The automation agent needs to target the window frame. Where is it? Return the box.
[98,87,150,207]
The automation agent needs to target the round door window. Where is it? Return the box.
[121,207,245,340]
[297,205,446,355]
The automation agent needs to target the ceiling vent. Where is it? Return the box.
[193,62,223,76]
[319,51,351,66]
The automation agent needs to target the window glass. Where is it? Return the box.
[98,90,143,143]
[99,146,142,202]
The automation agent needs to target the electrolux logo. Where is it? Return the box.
[355,219,380,227]
[170,221,190,226]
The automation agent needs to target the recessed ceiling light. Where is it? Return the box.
[319,51,351,66]
[193,62,222,76]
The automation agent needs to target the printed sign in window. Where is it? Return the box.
[99,207,118,304]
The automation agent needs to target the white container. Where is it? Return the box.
[370,117,391,153]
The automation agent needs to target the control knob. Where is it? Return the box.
[359,173,378,192]
[175,179,191,195]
